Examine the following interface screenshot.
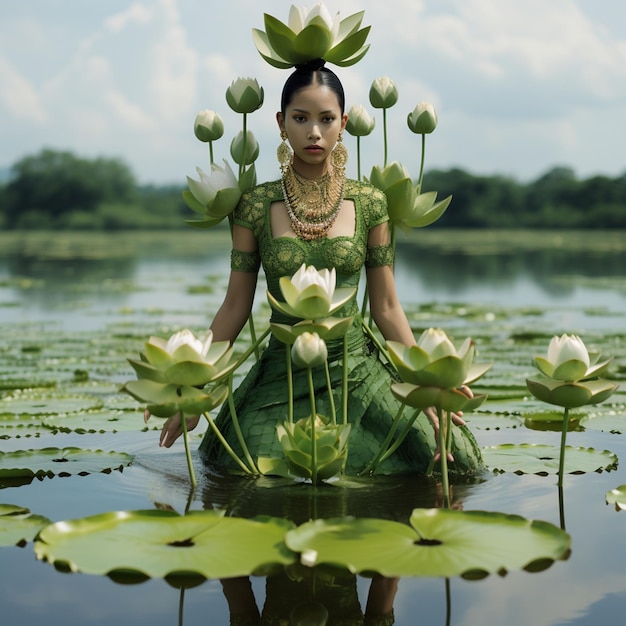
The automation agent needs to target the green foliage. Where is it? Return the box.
[1,148,625,229]
[423,166,626,229]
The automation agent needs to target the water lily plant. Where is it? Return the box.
[264,266,356,482]
[267,263,356,320]
[183,160,243,229]
[364,329,491,503]
[252,3,371,68]
[121,329,236,486]
[526,333,619,486]
[344,104,375,180]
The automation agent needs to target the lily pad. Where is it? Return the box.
[34,510,297,580]
[42,409,157,433]
[605,485,626,511]
[284,509,570,579]
[580,413,626,434]
[0,447,134,479]
[0,504,51,547]
[482,443,618,475]
[0,392,103,416]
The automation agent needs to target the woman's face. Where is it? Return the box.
[277,83,347,176]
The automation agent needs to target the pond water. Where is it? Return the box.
[1,230,625,626]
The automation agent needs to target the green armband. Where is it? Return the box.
[365,243,394,268]
[230,248,260,273]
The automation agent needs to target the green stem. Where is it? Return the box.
[179,587,185,626]
[230,327,271,371]
[324,359,337,424]
[361,402,407,475]
[286,344,294,424]
[248,315,260,361]
[356,136,362,181]
[361,320,395,370]
[342,334,348,426]
[239,113,247,180]
[307,367,318,484]
[227,373,259,473]
[417,134,426,190]
[202,413,253,475]
[209,141,214,166]
[376,408,420,466]
[557,407,570,488]
[180,410,197,488]
[382,108,388,168]
[438,408,451,508]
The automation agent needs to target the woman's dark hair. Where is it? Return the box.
[280,58,345,114]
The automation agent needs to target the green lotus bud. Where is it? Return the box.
[407,102,438,134]
[345,104,375,137]
[230,130,260,166]
[291,332,328,369]
[225,77,264,114]
[193,109,224,142]
[369,76,398,109]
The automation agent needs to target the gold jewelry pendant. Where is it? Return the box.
[330,133,348,171]
[277,131,292,174]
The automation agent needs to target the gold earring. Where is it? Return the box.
[277,130,292,174]
[331,132,348,172]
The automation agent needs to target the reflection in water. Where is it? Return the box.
[196,472,475,625]
[394,241,626,302]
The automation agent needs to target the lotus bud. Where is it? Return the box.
[230,130,260,166]
[407,102,438,134]
[345,104,375,137]
[369,76,398,109]
[225,77,264,114]
[193,109,224,143]
[291,332,328,369]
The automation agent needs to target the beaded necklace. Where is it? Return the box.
[281,164,345,240]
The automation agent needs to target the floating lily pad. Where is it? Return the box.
[43,409,156,433]
[0,392,103,416]
[0,447,134,480]
[0,504,51,547]
[465,414,524,430]
[284,509,570,579]
[34,510,296,580]
[580,413,626,434]
[482,443,618,475]
[606,485,626,511]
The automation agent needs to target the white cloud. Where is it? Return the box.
[0,0,624,183]
[0,55,47,123]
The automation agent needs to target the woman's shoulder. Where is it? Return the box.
[345,178,386,202]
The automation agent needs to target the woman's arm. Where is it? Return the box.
[365,222,415,346]
[158,224,259,447]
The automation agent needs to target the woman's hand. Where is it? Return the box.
[423,385,473,462]
[144,410,201,448]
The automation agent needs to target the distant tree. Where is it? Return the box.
[2,149,137,228]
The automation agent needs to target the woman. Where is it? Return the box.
[159,60,483,476]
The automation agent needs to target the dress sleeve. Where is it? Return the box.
[229,184,266,273]
[363,183,394,268]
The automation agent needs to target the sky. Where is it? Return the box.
[1,0,625,186]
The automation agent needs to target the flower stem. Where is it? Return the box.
[307,367,318,484]
[227,373,259,473]
[286,345,294,424]
[202,413,253,475]
[324,360,337,424]
[356,136,362,180]
[361,402,407,475]
[209,141,214,166]
[438,408,451,508]
[417,134,426,190]
[239,113,247,180]
[342,334,348,426]
[375,408,420,467]
[557,407,570,488]
[180,410,197,488]
[382,108,388,167]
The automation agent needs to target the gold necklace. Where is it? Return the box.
[281,164,345,240]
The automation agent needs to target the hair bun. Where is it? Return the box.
[294,58,326,71]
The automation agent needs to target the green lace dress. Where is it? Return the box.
[198,179,483,476]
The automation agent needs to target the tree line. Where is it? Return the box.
[1,149,625,229]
